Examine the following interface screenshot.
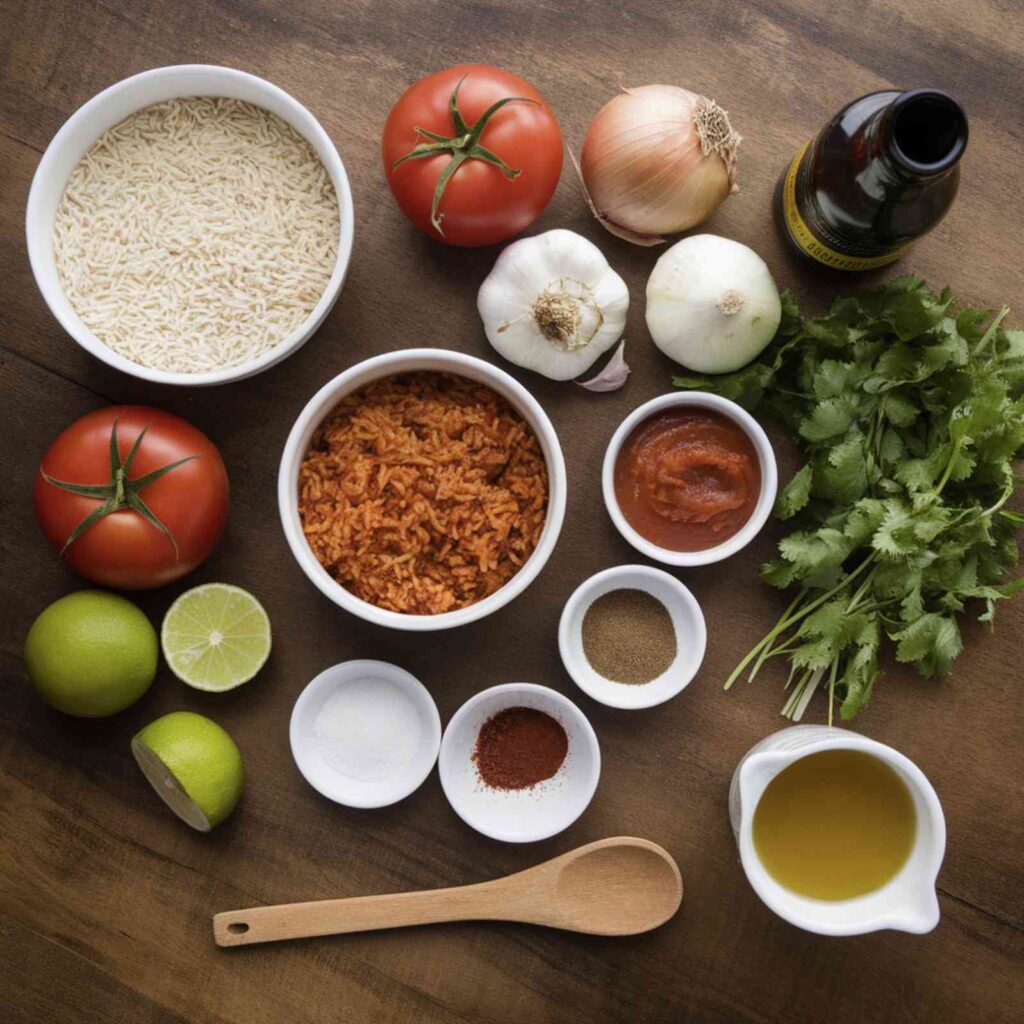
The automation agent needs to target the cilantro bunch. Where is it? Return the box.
[674,278,1024,720]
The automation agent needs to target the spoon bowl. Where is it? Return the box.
[547,838,684,935]
[213,836,682,946]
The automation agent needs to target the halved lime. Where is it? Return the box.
[132,711,244,831]
[161,584,271,692]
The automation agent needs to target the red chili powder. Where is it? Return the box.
[472,706,568,791]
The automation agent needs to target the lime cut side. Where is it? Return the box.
[161,583,271,692]
[132,734,212,831]
[132,711,244,831]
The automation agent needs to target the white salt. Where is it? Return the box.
[314,676,423,782]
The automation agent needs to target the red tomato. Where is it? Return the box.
[35,406,229,590]
[382,64,563,247]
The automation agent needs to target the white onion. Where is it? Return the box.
[578,85,741,246]
[646,234,781,373]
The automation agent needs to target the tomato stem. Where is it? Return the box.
[42,419,197,558]
[391,74,537,236]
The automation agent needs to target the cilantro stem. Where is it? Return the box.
[935,437,964,496]
[827,658,839,726]
[724,554,877,690]
[973,306,1010,358]
[983,473,1016,518]
[745,589,807,681]
[845,569,877,613]
[783,667,825,720]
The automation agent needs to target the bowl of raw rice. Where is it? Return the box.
[26,64,354,386]
[278,349,567,631]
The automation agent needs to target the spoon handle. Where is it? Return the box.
[214,881,507,946]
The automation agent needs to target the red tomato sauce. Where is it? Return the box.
[614,408,761,551]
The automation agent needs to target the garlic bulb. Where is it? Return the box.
[579,86,741,246]
[646,234,781,374]
[478,229,629,381]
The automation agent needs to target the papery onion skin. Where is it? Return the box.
[580,85,740,245]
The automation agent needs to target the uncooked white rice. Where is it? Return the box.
[53,97,340,373]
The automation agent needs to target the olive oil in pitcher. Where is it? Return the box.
[777,88,968,271]
[752,749,917,901]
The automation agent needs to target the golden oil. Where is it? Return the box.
[752,749,917,901]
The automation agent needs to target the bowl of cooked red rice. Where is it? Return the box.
[278,349,567,630]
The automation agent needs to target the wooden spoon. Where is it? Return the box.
[213,836,682,947]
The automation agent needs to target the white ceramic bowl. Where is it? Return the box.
[26,64,355,387]
[289,660,441,809]
[438,683,600,843]
[602,392,777,567]
[278,348,567,631]
[558,564,706,709]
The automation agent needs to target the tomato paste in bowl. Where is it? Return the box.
[614,407,761,551]
[602,393,777,567]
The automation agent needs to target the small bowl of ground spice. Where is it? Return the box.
[438,683,600,843]
[559,565,706,709]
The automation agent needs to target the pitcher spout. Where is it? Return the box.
[729,751,794,835]
[889,884,941,934]
[738,750,794,799]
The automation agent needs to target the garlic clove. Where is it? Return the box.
[478,229,629,381]
[578,339,630,391]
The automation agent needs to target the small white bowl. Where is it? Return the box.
[26,64,355,387]
[278,348,567,632]
[438,683,600,843]
[602,392,778,567]
[289,660,441,809]
[558,565,706,709]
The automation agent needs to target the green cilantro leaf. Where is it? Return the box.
[775,465,812,520]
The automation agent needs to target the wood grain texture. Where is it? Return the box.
[1,0,1022,1021]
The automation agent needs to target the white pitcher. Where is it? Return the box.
[729,725,945,936]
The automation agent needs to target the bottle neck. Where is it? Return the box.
[873,89,968,182]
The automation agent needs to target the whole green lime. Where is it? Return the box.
[132,712,244,831]
[24,590,158,717]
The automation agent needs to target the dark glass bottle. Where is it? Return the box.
[776,89,968,271]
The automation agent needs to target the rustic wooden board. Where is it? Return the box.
[2,1,1022,1021]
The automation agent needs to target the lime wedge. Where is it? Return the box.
[132,711,244,831]
[161,584,271,692]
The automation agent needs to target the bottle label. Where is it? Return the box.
[782,142,911,271]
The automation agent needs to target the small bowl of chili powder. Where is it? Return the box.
[603,392,777,567]
[438,683,600,843]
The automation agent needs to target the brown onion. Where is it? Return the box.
[577,85,741,246]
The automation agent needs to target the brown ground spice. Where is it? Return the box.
[472,707,568,790]
[581,588,677,684]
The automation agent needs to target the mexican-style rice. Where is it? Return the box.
[299,372,549,615]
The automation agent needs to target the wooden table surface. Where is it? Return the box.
[2,1,1022,1021]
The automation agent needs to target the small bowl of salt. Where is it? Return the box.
[290,660,441,809]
